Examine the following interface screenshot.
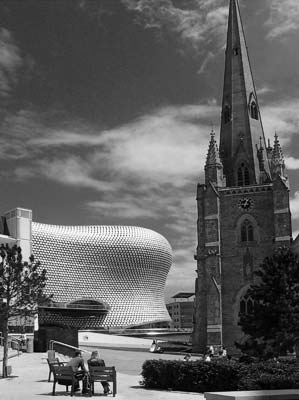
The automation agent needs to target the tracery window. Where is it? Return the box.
[241,219,254,242]
[249,93,259,120]
[250,101,259,120]
[237,163,250,186]
[239,293,254,315]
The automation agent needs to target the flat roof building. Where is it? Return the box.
[166,292,194,330]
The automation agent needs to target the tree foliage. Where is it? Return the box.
[237,247,299,360]
[0,244,52,377]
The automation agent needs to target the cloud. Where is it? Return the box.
[87,199,159,219]
[290,191,299,221]
[0,28,23,96]
[106,108,211,187]
[265,0,299,39]
[164,245,196,300]
[78,0,114,29]
[121,0,228,54]
[32,156,117,193]
[4,103,218,185]
[256,86,274,97]
[261,99,299,145]
[197,51,215,75]
[285,157,299,170]
[0,109,40,159]
[12,152,117,194]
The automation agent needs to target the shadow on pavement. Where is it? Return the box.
[38,390,109,397]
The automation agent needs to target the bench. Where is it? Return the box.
[47,358,68,382]
[52,365,84,396]
[88,366,117,397]
[204,389,299,400]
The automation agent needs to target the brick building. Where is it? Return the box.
[167,292,194,329]
[192,0,292,354]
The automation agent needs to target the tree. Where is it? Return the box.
[237,247,299,360]
[0,244,52,378]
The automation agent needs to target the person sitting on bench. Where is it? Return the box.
[149,339,163,353]
[67,350,88,394]
[88,350,111,395]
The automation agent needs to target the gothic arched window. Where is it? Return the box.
[249,93,259,120]
[224,105,231,124]
[237,163,250,186]
[239,294,254,316]
[241,219,254,242]
[250,101,258,120]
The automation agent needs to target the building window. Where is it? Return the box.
[239,294,254,316]
[237,163,250,186]
[241,219,254,242]
[224,105,231,124]
[249,93,259,120]
[250,101,258,120]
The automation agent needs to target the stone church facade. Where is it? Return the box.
[193,0,292,353]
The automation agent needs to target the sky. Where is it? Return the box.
[1,0,299,302]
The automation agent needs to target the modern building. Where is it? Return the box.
[166,292,194,329]
[0,207,173,348]
[193,0,292,354]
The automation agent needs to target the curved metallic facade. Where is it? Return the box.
[32,223,172,328]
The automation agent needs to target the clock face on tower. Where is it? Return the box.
[238,197,254,211]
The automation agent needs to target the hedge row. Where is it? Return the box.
[140,359,299,392]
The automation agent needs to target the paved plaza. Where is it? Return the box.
[0,347,204,400]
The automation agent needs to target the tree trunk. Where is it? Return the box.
[2,317,9,378]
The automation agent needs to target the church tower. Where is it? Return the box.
[193,0,292,353]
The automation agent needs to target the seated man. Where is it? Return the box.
[149,339,163,353]
[88,350,111,395]
[67,350,88,393]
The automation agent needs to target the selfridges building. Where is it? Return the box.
[1,207,172,332]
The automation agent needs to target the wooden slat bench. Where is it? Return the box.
[52,365,84,396]
[88,366,117,397]
[204,390,299,400]
[47,358,68,382]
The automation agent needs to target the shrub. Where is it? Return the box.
[238,360,299,390]
[141,359,240,392]
[141,358,299,393]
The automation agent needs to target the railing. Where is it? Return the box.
[49,340,90,358]
[0,335,21,355]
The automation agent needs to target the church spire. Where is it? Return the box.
[206,129,222,167]
[205,129,225,187]
[219,0,271,187]
[271,132,286,179]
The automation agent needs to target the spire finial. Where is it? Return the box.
[206,130,221,167]
[271,131,286,179]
